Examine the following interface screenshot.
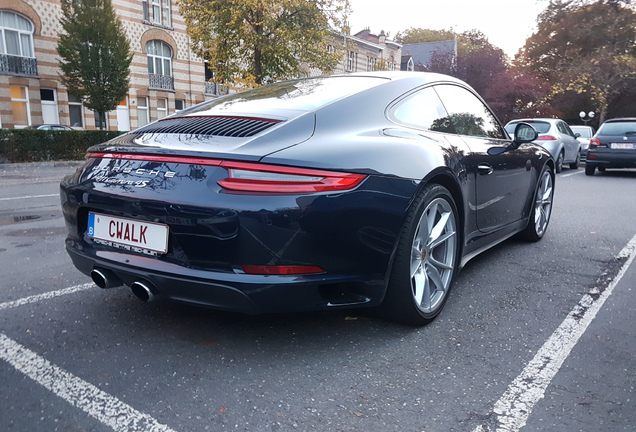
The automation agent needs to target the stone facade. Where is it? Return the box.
[0,0,208,130]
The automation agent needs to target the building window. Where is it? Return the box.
[0,11,35,57]
[165,0,172,27]
[68,93,84,128]
[327,45,335,54]
[146,40,172,75]
[10,85,30,127]
[137,96,149,127]
[367,56,377,71]
[94,111,108,129]
[157,98,168,118]
[346,51,357,72]
[151,0,162,24]
[40,88,60,124]
[175,99,184,112]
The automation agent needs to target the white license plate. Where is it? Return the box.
[611,143,634,149]
[88,213,168,254]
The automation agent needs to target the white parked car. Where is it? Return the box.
[505,118,581,172]
[570,125,595,162]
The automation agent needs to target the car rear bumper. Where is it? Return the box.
[66,244,386,314]
[586,149,636,168]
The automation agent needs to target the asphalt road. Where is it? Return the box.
[1,162,634,432]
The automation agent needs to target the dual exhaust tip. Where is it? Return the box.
[90,268,156,302]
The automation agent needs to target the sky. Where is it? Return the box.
[346,0,548,58]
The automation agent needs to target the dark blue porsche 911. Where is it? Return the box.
[60,71,555,325]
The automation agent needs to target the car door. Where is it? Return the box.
[558,121,580,161]
[433,84,534,233]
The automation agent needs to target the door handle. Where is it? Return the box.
[478,164,494,175]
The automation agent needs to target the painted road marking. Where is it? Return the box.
[0,194,58,201]
[472,233,636,432]
[0,283,93,310]
[0,283,177,432]
[0,333,176,432]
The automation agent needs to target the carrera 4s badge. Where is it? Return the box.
[89,165,177,188]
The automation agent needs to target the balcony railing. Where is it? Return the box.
[148,73,174,91]
[205,82,229,96]
[0,54,38,77]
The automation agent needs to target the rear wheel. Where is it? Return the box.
[585,164,595,176]
[569,151,580,169]
[521,165,554,242]
[381,184,459,326]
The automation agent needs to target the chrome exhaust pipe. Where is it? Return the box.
[130,281,155,302]
[91,268,122,289]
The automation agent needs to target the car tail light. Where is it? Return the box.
[218,161,367,193]
[85,153,367,193]
[536,135,557,141]
[241,265,324,275]
[589,138,604,149]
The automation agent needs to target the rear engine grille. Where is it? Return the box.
[132,116,282,137]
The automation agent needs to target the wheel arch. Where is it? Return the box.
[382,168,465,296]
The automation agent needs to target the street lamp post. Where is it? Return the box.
[579,111,595,125]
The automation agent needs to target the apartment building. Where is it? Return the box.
[0,0,212,130]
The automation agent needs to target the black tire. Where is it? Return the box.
[521,165,554,242]
[555,151,564,173]
[585,164,595,176]
[569,151,580,169]
[381,184,459,326]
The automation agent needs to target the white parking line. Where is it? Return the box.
[0,333,176,432]
[0,282,177,432]
[472,233,636,432]
[0,283,93,310]
[0,194,58,201]
[560,170,584,178]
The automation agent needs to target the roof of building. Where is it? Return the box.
[401,40,457,68]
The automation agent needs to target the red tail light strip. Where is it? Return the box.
[241,265,324,275]
[87,153,367,193]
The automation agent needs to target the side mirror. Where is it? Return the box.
[574,132,581,138]
[513,122,539,145]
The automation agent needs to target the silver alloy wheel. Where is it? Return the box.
[534,169,553,236]
[410,197,457,314]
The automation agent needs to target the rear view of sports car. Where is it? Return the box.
[60,71,555,326]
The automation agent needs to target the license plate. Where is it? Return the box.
[88,213,168,254]
[611,143,634,149]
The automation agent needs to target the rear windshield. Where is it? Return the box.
[506,121,551,135]
[570,126,593,138]
[184,76,388,115]
[598,121,636,136]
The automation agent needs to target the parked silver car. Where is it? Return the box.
[570,125,595,162]
[505,119,581,172]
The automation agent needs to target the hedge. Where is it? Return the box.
[0,129,125,163]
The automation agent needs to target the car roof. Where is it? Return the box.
[604,117,636,123]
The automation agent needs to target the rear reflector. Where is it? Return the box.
[218,161,367,193]
[241,265,324,275]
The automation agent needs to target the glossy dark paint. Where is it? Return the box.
[60,72,553,314]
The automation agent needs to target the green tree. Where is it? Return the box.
[179,0,350,87]
[518,0,636,123]
[57,0,133,129]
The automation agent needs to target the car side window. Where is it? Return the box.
[433,84,505,139]
[562,123,575,137]
[390,86,452,132]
